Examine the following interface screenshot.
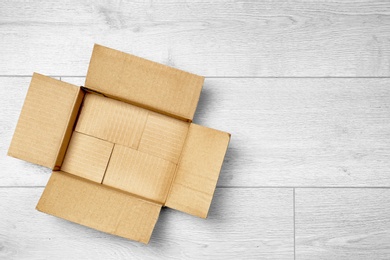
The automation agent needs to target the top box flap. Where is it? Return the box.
[165,124,230,218]
[85,44,204,121]
[8,73,84,169]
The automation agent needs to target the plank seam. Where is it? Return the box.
[293,188,296,260]
[2,75,390,79]
[2,186,390,189]
[217,186,390,189]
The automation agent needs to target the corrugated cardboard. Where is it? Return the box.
[8,73,84,169]
[138,112,189,164]
[8,44,230,244]
[36,171,161,244]
[61,131,114,183]
[165,124,231,218]
[103,144,176,204]
[85,44,204,121]
[75,93,148,149]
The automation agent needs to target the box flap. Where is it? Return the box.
[85,44,204,121]
[36,171,161,244]
[61,131,114,183]
[8,73,84,169]
[103,144,177,204]
[165,124,230,218]
[138,112,189,164]
[75,93,148,149]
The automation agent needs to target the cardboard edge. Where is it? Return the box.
[187,77,205,121]
[191,129,231,219]
[53,88,85,170]
[202,131,231,218]
[81,87,194,123]
[162,126,191,206]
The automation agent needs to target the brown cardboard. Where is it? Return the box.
[8,44,230,244]
[85,44,204,121]
[138,112,189,164]
[77,93,190,163]
[75,93,148,149]
[165,124,231,218]
[61,131,114,183]
[8,73,84,169]
[36,171,161,244]
[103,144,176,204]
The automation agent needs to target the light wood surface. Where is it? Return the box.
[0,187,293,259]
[0,1,389,76]
[296,189,390,260]
[3,77,390,188]
[1,1,390,259]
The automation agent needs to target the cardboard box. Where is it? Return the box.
[8,44,230,244]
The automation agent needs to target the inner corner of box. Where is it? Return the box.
[59,91,190,205]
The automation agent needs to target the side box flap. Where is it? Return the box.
[85,44,204,121]
[165,124,230,218]
[36,171,161,244]
[8,73,84,169]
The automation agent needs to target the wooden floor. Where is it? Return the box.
[1,1,390,259]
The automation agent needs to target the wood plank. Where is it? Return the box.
[3,76,390,187]
[295,188,390,260]
[0,187,293,259]
[0,1,390,76]
[63,77,390,187]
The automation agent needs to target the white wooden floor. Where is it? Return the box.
[1,1,390,259]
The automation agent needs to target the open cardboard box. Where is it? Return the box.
[8,44,230,244]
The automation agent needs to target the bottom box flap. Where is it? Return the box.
[36,171,161,244]
[165,124,230,218]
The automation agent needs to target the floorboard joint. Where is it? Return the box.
[2,75,390,79]
[293,188,296,260]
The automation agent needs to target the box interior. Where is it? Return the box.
[62,92,190,205]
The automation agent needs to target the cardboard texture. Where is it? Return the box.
[165,124,230,218]
[103,144,177,204]
[61,131,114,183]
[8,44,230,244]
[36,171,161,244]
[8,73,84,169]
[75,93,148,149]
[85,44,204,121]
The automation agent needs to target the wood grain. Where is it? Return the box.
[1,2,390,257]
[63,77,390,187]
[0,1,389,76]
[2,76,389,187]
[0,187,293,260]
[295,188,390,260]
